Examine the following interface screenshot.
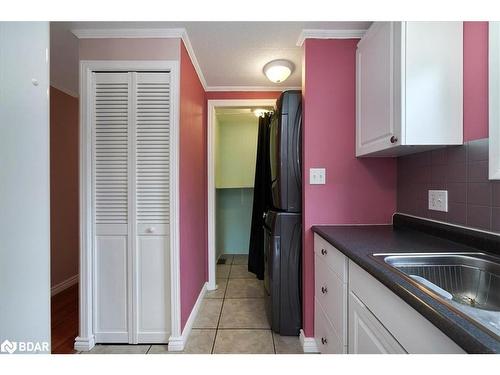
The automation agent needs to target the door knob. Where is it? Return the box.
[321,337,328,345]
[321,286,328,294]
[390,135,398,144]
[147,227,156,233]
[321,248,328,256]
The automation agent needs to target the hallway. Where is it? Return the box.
[187,254,302,354]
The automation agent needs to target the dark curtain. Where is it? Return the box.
[248,113,273,279]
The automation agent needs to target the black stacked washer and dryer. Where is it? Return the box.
[263,90,302,336]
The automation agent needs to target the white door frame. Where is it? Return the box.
[207,99,276,290]
[75,60,181,351]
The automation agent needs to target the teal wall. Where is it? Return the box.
[216,188,254,256]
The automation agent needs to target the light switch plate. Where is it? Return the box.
[310,168,326,185]
[428,190,448,212]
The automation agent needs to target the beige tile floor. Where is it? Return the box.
[79,254,303,355]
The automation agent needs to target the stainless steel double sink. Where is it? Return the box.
[371,252,500,339]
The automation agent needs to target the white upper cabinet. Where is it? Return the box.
[356,22,463,157]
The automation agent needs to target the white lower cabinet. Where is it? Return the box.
[314,234,348,353]
[348,291,406,354]
[315,256,347,343]
[313,234,465,354]
[314,299,344,354]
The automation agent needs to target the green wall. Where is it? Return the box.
[215,114,259,256]
[215,116,259,188]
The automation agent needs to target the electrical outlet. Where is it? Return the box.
[309,168,326,185]
[428,190,448,212]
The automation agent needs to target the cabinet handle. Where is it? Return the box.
[321,286,328,294]
[321,248,328,256]
[321,337,328,345]
[147,227,156,234]
[390,136,398,144]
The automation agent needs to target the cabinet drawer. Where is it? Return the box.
[314,233,348,282]
[314,299,345,354]
[315,254,347,344]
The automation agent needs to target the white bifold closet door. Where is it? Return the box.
[93,71,171,344]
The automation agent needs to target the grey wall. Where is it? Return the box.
[397,138,500,233]
[0,22,51,352]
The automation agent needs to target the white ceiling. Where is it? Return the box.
[51,21,371,95]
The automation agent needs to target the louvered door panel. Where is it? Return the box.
[135,72,170,234]
[135,72,171,342]
[93,72,130,232]
[92,72,131,343]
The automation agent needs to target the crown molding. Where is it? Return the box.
[206,85,301,92]
[179,29,208,90]
[71,27,208,90]
[71,28,185,39]
[296,29,367,46]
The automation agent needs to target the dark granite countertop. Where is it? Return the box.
[312,217,500,354]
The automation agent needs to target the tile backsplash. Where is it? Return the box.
[397,138,500,233]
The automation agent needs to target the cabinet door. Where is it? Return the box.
[348,291,406,354]
[405,22,463,145]
[356,22,401,156]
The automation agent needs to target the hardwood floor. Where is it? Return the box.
[51,284,78,354]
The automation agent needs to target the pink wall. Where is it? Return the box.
[302,39,397,336]
[464,22,489,141]
[79,38,180,60]
[206,91,280,100]
[50,86,79,287]
[179,42,208,329]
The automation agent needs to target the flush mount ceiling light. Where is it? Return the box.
[263,59,294,83]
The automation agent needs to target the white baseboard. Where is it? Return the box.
[74,335,95,352]
[51,274,79,296]
[168,282,207,352]
[300,329,319,353]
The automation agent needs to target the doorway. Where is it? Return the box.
[207,99,275,289]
